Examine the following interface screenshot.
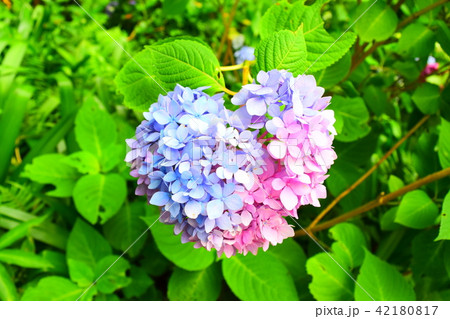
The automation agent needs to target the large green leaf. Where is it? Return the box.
[73,173,126,224]
[268,238,307,281]
[0,249,53,269]
[329,223,367,268]
[312,53,351,89]
[255,28,307,76]
[395,190,439,229]
[259,0,355,73]
[222,253,298,301]
[437,191,450,240]
[438,118,450,169]
[398,23,435,58]
[143,213,215,271]
[103,201,147,257]
[355,250,416,301]
[123,265,154,299]
[329,96,371,142]
[21,276,84,301]
[412,83,441,115]
[115,38,225,111]
[306,252,354,301]
[22,154,80,197]
[354,0,398,43]
[66,219,112,281]
[412,230,448,279]
[168,263,222,301]
[0,263,18,301]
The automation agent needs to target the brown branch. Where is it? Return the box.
[397,0,448,30]
[296,167,450,237]
[307,115,430,231]
[216,0,240,61]
[393,0,406,12]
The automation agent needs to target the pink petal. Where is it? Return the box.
[280,187,298,211]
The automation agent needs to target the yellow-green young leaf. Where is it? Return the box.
[67,259,95,288]
[355,250,416,301]
[329,223,367,268]
[354,0,398,43]
[168,263,222,301]
[21,276,84,301]
[62,151,100,175]
[142,214,215,271]
[438,118,450,169]
[222,253,298,301]
[94,255,131,294]
[0,263,18,301]
[0,249,53,269]
[255,28,307,76]
[73,173,126,224]
[412,83,441,115]
[328,96,371,143]
[115,38,225,112]
[0,214,48,250]
[103,201,147,258]
[395,190,439,229]
[74,101,117,168]
[436,191,450,240]
[306,252,354,301]
[22,154,80,197]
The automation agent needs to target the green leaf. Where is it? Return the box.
[162,0,189,16]
[115,38,225,111]
[255,28,307,76]
[67,259,95,287]
[22,154,80,197]
[73,173,126,224]
[142,214,215,271]
[67,219,112,271]
[388,175,405,193]
[21,276,84,301]
[0,214,48,250]
[380,207,401,231]
[74,101,117,168]
[62,151,100,174]
[412,230,448,279]
[438,118,450,169]
[123,265,154,299]
[260,0,356,72]
[329,223,367,268]
[0,263,18,301]
[397,23,435,58]
[268,238,307,281]
[329,96,371,142]
[222,253,298,301]
[168,263,222,301]
[103,201,147,257]
[312,53,351,89]
[395,190,439,229]
[412,83,441,114]
[363,85,389,116]
[436,20,450,55]
[306,252,354,301]
[0,249,53,269]
[94,255,131,294]
[354,0,398,43]
[436,191,450,240]
[355,250,416,301]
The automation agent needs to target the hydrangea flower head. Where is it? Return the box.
[127,71,337,257]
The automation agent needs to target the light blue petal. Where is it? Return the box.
[153,110,171,125]
[216,214,233,230]
[224,194,243,211]
[207,199,224,219]
[149,191,170,206]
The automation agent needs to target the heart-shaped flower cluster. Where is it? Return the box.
[126,70,337,257]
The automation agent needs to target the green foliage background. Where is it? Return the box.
[0,0,449,301]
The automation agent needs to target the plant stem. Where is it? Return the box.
[222,86,237,96]
[220,63,245,71]
[307,115,430,231]
[295,167,450,237]
[396,0,448,30]
[216,0,240,61]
